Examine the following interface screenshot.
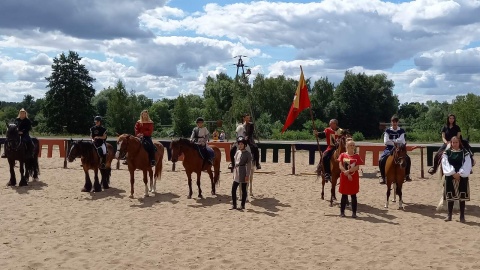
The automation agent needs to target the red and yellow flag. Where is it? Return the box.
[281,66,311,133]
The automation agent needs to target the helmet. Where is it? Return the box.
[94,116,102,122]
[196,117,204,123]
[237,136,247,145]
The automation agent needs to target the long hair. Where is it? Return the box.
[138,110,153,125]
[17,108,28,119]
[445,113,456,127]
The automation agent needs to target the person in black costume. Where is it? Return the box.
[2,108,34,158]
[90,116,107,169]
[228,113,261,170]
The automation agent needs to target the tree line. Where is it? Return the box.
[1,50,479,143]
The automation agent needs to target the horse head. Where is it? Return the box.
[67,140,79,162]
[393,142,407,168]
[5,123,21,151]
[170,138,189,163]
[115,134,131,160]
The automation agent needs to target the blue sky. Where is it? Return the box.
[0,0,480,103]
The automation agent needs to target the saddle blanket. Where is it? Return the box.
[197,146,215,160]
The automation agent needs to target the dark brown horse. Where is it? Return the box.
[170,138,221,199]
[317,131,348,207]
[5,123,40,187]
[385,142,407,209]
[115,134,164,198]
[67,140,115,192]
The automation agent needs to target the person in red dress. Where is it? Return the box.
[338,140,364,218]
[134,110,156,166]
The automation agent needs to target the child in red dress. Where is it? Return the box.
[338,140,364,218]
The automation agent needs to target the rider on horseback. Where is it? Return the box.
[1,108,34,159]
[190,117,212,165]
[429,114,461,175]
[90,116,107,169]
[314,119,344,182]
[378,115,412,184]
[135,110,156,167]
[228,113,261,170]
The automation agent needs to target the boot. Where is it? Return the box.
[256,160,261,170]
[1,152,6,158]
[405,175,412,182]
[379,177,386,185]
[459,201,466,223]
[445,201,453,221]
[428,153,441,175]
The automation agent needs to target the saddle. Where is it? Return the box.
[196,145,214,161]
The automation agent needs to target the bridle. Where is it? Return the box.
[6,124,22,152]
[170,140,183,163]
[393,143,407,167]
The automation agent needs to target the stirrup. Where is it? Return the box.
[228,163,233,169]
[428,167,436,175]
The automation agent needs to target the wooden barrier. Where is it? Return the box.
[257,142,292,163]
[207,141,231,162]
[38,139,66,158]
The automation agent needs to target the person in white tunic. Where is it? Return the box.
[190,117,212,164]
[230,136,252,210]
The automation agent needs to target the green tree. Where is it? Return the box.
[43,51,96,134]
[92,87,116,118]
[311,77,335,122]
[106,81,134,134]
[451,93,480,138]
[173,95,193,137]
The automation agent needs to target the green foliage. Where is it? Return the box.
[352,132,365,141]
[173,95,194,137]
[0,106,19,123]
[106,81,138,134]
[451,93,480,137]
[43,51,96,134]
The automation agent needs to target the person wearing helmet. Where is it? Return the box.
[2,108,34,158]
[135,110,156,167]
[190,117,212,165]
[230,136,252,210]
[228,113,261,170]
[90,116,107,169]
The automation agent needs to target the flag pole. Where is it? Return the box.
[300,65,323,160]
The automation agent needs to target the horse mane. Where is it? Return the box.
[172,138,196,149]
[76,141,98,168]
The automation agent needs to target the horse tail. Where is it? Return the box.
[436,169,445,212]
[154,143,165,180]
[213,147,221,186]
[26,139,40,178]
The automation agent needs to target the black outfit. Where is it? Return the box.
[323,149,334,176]
[231,182,248,209]
[443,149,470,222]
[340,194,357,217]
[230,122,261,169]
[16,117,34,157]
[429,124,463,175]
[90,125,107,167]
[142,136,156,166]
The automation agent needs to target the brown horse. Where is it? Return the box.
[170,138,221,199]
[115,134,164,198]
[317,133,348,207]
[67,140,115,192]
[385,142,407,209]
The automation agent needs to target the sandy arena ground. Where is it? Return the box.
[0,148,479,270]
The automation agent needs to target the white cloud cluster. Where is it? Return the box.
[0,0,479,103]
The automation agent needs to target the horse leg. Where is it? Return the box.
[385,181,391,208]
[329,179,336,207]
[197,173,203,199]
[101,168,111,190]
[82,170,92,192]
[149,169,155,193]
[19,161,28,186]
[207,168,215,195]
[187,173,193,199]
[93,169,102,192]
[143,170,149,198]
[129,170,135,198]
[249,168,254,198]
[321,177,325,200]
[397,182,404,210]
[392,182,397,202]
[7,160,17,186]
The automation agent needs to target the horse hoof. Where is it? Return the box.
[198,195,204,199]
[144,194,149,198]
[129,195,134,199]
[392,199,396,202]
[384,205,389,208]
[7,181,15,187]
[81,188,91,192]
[19,182,28,187]
[187,195,192,199]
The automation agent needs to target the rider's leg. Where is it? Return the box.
[202,146,212,165]
[430,144,447,174]
[97,146,106,169]
[405,155,412,181]
[378,148,390,184]
[323,149,333,181]
[145,139,155,166]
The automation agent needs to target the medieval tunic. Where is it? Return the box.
[337,153,364,195]
[442,149,471,201]
[233,150,252,183]
[190,126,209,146]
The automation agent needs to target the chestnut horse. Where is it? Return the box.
[316,132,348,207]
[384,142,407,209]
[115,134,164,198]
[170,138,221,199]
[67,140,115,192]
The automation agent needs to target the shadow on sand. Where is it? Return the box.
[130,192,181,208]
[12,180,48,195]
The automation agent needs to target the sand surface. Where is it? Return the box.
[1,149,479,270]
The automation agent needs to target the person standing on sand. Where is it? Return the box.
[230,136,252,211]
[338,140,364,218]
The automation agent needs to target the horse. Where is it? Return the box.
[115,134,164,198]
[5,123,40,187]
[317,132,348,207]
[384,142,408,209]
[170,138,221,199]
[67,140,115,192]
